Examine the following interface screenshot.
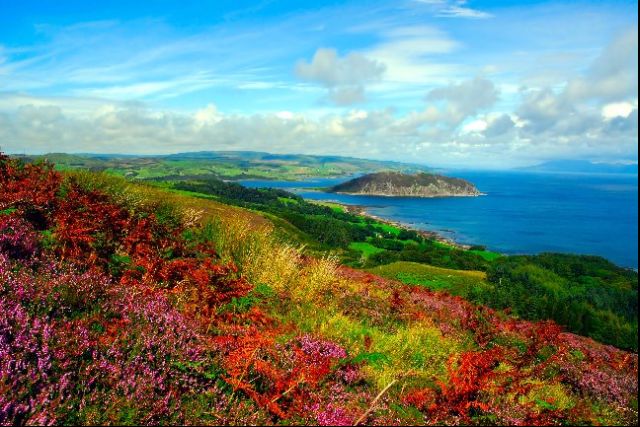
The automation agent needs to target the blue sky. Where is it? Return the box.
[0,0,637,168]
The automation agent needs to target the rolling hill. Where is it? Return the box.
[18,151,431,181]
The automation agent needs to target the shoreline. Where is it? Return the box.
[333,191,486,198]
[320,200,473,250]
[323,200,638,270]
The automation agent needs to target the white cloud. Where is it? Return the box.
[425,76,499,125]
[194,104,222,128]
[276,111,294,120]
[1,92,636,169]
[565,28,638,102]
[516,88,570,134]
[295,48,385,87]
[295,48,385,105]
[602,102,635,120]
[483,114,516,137]
[513,27,638,149]
[462,119,487,133]
[437,5,492,19]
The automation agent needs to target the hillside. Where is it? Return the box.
[1,153,638,426]
[329,172,481,197]
[157,175,638,350]
[18,151,430,181]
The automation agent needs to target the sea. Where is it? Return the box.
[240,171,639,269]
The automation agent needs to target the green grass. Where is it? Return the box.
[166,188,221,200]
[367,261,493,296]
[349,242,386,257]
[470,249,502,261]
[432,240,455,249]
[28,152,430,182]
[310,201,346,213]
[277,196,300,205]
[290,306,470,389]
[374,222,402,236]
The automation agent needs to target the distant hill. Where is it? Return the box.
[522,160,638,174]
[329,171,481,197]
[17,151,430,181]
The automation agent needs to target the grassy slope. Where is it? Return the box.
[89,168,638,350]
[348,241,385,257]
[136,175,637,350]
[71,170,272,232]
[367,261,493,294]
[470,249,502,261]
[186,190,636,424]
[2,158,638,425]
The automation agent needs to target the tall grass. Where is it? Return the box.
[202,216,301,293]
[182,204,473,392]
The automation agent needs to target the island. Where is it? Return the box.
[328,171,481,197]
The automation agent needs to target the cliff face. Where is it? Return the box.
[329,172,481,197]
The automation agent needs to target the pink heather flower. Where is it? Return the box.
[336,364,361,385]
[299,335,347,362]
[0,215,39,260]
[310,403,354,426]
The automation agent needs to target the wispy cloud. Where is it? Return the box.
[2,16,317,104]
[414,0,493,19]
[363,25,460,88]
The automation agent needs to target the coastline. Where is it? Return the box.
[321,200,473,250]
[246,173,637,269]
[333,191,486,198]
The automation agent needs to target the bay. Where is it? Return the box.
[240,171,638,269]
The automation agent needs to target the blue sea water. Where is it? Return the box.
[240,171,639,269]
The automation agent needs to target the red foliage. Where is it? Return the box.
[214,331,347,419]
[440,347,505,414]
[1,153,254,313]
[215,330,291,417]
[403,388,437,411]
[169,257,253,321]
[505,319,562,357]
[53,186,130,263]
[0,154,62,227]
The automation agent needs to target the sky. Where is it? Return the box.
[0,0,637,168]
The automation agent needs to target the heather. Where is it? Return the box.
[1,153,638,425]
[21,153,638,350]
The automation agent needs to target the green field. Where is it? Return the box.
[24,151,430,182]
[373,222,402,236]
[348,241,386,257]
[309,200,346,213]
[469,249,502,261]
[367,261,493,295]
